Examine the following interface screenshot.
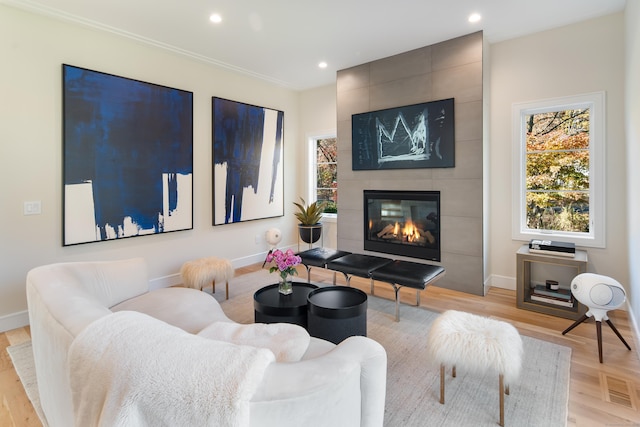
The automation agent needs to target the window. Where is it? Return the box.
[512,92,605,247]
[309,136,337,214]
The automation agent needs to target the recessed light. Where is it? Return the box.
[468,13,481,23]
[209,13,222,24]
[318,61,328,69]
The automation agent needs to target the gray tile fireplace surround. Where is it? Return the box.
[336,31,484,296]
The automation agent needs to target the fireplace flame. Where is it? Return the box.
[384,220,420,242]
[403,220,419,242]
[373,220,426,245]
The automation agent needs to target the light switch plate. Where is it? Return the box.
[24,201,42,215]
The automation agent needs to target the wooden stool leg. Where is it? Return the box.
[499,373,504,427]
[212,280,216,294]
[225,281,229,300]
[452,365,456,378]
[439,364,445,404]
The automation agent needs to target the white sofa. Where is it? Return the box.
[26,258,387,427]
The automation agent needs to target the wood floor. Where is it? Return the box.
[1,263,639,426]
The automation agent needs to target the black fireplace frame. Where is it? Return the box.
[363,190,441,261]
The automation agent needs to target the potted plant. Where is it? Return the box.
[293,197,327,244]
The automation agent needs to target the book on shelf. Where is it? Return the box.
[530,293,575,308]
[532,285,572,300]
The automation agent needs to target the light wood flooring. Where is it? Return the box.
[1,263,639,426]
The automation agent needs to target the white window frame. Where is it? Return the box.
[511,92,605,248]
[307,133,337,219]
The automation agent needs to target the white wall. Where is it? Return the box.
[489,13,629,292]
[0,5,310,330]
[625,2,640,335]
[298,85,338,249]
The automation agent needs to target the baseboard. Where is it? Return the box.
[0,310,30,332]
[149,250,273,290]
[149,251,272,289]
[627,305,640,358]
[487,274,516,291]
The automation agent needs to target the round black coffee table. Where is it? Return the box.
[307,286,368,344]
[254,282,318,328]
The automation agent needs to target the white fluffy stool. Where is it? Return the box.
[180,257,234,299]
[426,310,523,427]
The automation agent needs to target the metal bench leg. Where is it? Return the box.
[392,283,401,321]
[305,265,312,283]
[370,278,375,295]
[344,273,352,286]
[416,289,421,306]
[499,374,505,427]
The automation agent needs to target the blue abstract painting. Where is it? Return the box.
[63,64,193,245]
[212,97,284,225]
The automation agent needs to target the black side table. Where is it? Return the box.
[254,282,318,328]
[307,286,368,344]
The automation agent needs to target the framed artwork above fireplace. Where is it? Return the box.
[352,98,455,170]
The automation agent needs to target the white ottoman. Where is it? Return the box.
[426,310,523,427]
[180,257,234,299]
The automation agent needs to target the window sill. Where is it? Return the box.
[513,231,604,249]
[321,213,337,223]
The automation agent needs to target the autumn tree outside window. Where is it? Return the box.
[310,136,337,214]
[512,92,605,248]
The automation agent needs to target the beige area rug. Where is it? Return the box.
[7,269,570,427]
[222,269,571,427]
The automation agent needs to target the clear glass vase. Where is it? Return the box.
[278,276,293,295]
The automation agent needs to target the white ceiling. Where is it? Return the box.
[3,0,626,90]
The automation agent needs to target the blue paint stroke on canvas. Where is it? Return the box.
[63,65,193,243]
[213,98,284,224]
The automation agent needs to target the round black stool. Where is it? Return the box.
[307,286,367,344]
[254,282,318,328]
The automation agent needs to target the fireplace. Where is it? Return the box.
[364,190,440,261]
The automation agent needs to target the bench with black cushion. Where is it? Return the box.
[370,260,445,321]
[297,248,352,283]
[326,253,393,290]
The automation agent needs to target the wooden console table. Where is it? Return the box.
[516,244,588,320]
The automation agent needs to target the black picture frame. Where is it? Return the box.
[212,97,285,225]
[351,98,455,170]
[62,64,193,246]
